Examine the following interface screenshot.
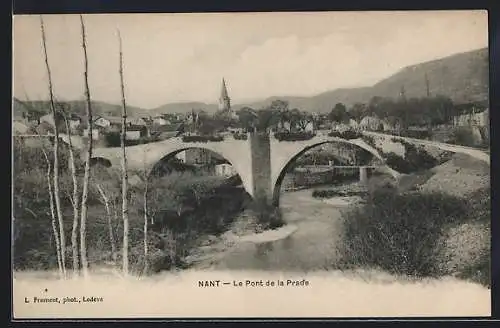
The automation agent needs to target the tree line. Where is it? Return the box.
[181,94,481,138]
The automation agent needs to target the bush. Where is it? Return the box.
[399,129,432,140]
[328,130,362,139]
[182,135,224,143]
[384,143,438,174]
[233,132,248,140]
[337,189,471,277]
[274,131,315,141]
[385,152,413,174]
[312,189,367,198]
[247,198,285,230]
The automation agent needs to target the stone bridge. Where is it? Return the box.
[363,131,490,164]
[92,132,398,206]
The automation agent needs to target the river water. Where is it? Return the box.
[210,188,347,272]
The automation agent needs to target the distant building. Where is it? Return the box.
[359,115,384,131]
[128,117,147,127]
[68,114,82,130]
[218,78,238,120]
[13,121,29,135]
[94,116,122,129]
[152,116,170,126]
[453,108,489,127]
[40,113,56,127]
[125,129,141,140]
[304,121,315,132]
[215,163,237,177]
[83,127,100,140]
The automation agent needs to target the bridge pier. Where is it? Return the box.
[359,166,368,185]
[249,131,273,205]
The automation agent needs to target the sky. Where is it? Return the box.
[13,11,488,109]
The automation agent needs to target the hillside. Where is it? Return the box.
[235,48,488,113]
[13,99,148,119]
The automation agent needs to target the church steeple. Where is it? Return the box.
[219,78,231,112]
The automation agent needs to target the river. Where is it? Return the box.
[204,187,348,271]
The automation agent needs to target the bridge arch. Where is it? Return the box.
[146,146,255,198]
[91,137,255,196]
[270,137,400,206]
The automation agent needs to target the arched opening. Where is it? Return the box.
[140,147,254,272]
[144,147,251,224]
[272,141,385,206]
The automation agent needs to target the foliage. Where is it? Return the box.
[447,126,488,148]
[312,189,367,198]
[274,131,315,141]
[182,135,224,143]
[328,130,362,140]
[233,132,248,140]
[337,189,472,277]
[329,103,350,123]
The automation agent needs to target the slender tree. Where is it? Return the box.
[40,146,64,278]
[40,16,67,278]
[60,108,81,275]
[142,150,149,275]
[118,29,130,275]
[95,183,118,263]
[79,14,93,277]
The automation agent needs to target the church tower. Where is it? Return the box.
[219,78,231,112]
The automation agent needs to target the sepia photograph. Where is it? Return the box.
[12,10,490,318]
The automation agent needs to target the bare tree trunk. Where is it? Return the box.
[40,16,67,278]
[62,113,81,276]
[118,30,130,275]
[96,184,117,263]
[40,146,64,278]
[79,14,93,278]
[143,178,149,274]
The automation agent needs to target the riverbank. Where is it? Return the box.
[13,269,490,318]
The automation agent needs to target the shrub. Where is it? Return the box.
[328,130,362,139]
[327,131,342,138]
[182,135,224,143]
[233,132,248,140]
[312,189,367,198]
[385,152,413,174]
[337,189,471,277]
[274,131,315,141]
[399,129,432,140]
[247,198,285,230]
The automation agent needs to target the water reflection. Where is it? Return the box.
[212,189,345,271]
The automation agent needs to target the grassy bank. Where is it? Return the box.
[335,154,490,287]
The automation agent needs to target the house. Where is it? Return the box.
[453,108,489,127]
[128,117,147,127]
[215,163,237,177]
[359,115,385,131]
[13,121,29,135]
[348,119,359,129]
[125,125,148,140]
[40,113,56,127]
[152,116,171,126]
[93,116,122,129]
[83,127,100,140]
[304,121,314,132]
[68,114,82,130]
[35,121,55,135]
[150,123,182,139]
